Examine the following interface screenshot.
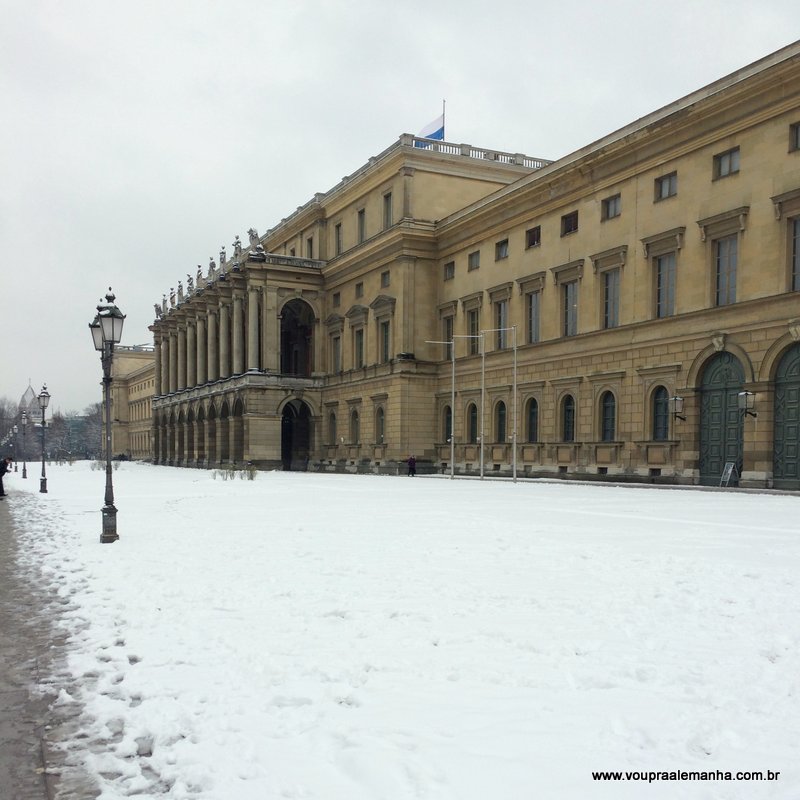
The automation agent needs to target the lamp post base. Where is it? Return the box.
[101,504,119,543]
[22,466,27,479]
[39,477,47,493]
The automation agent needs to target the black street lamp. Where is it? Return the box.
[12,425,18,470]
[90,288,126,544]
[38,385,50,493]
[21,412,27,479]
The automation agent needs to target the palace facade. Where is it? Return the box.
[150,42,800,489]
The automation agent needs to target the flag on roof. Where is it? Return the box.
[415,113,445,147]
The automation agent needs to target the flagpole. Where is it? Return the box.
[442,98,446,139]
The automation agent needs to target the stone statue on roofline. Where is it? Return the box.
[247,228,259,247]
[187,273,194,293]
[177,281,184,303]
[154,303,162,319]
[220,247,226,266]
[169,288,176,308]
[162,294,168,314]
[197,264,203,283]
[207,257,216,279]
[233,235,242,256]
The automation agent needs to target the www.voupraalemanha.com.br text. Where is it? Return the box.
[592,769,780,783]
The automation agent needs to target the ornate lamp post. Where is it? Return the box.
[21,412,27,478]
[38,385,50,493]
[90,288,126,544]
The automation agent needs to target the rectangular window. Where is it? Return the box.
[383,192,393,229]
[357,209,366,243]
[289,247,295,257]
[561,210,579,236]
[381,270,390,288]
[467,308,480,354]
[332,291,340,308]
[655,172,677,201]
[443,315,454,361]
[443,260,455,281]
[715,235,737,305]
[306,237,314,259]
[603,269,620,328]
[331,335,341,372]
[379,320,390,363]
[468,251,480,271]
[355,281,364,298]
[495,300,508,349]
[563,281,578,336]
[792,218,800,291]
[791,123,800,152]
[655,252,676,318]
[334,223,343,255]
[495,239,509,260]
[526,291,540,344]
[713,147,740,179]
[354,328,364,368]
[602,194,621,220]
[525,226,541,248]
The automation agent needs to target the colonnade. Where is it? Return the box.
[154,288,267,396]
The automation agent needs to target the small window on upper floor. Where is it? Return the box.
[332,292,341,308]
[380,270,390,288]
[355,281,364,299]
[357,208,366,244]
[495,238,509,260]
[655,172,677,201]
[306,236,314,259]
[334,222,343,255]
[383,192,393,229]
[468,251,480,271]
[713,147,740,180]
[791,123,800,153]
[443,261,455,281]
[525,225,541,248]
[289,247,296,257]
[561,210,579,236]
[602,194,621,221]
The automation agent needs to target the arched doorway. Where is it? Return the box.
[774,343,800,489]
[206,405,217,467]
[281,399,312,470]
[232,399,245,464]
[699,352,744,485]
[280,299,314,377]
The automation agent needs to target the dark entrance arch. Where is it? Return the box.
[774,343,800,489]
[280,299,314,377]
[699,352,744,485]
[281,400,312,471]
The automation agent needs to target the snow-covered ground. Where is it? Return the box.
[6,462,800,799]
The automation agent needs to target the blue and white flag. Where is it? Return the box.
[415,113,445,144]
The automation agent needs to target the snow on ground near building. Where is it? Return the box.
[7,462,800,799]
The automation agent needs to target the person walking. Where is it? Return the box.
[406,454,416,477]
[0,456,12,498]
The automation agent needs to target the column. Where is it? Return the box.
[177,325,186,391]
[233,292,245,375]
[219,303,230,379]
[207,310,219,382]
[154,332,162,396]
[168,331,177,394]
[161,335,169,394]
[187,322,197,388]
[197,314,207,385]
[247,289,260,371]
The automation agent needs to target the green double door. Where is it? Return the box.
[699,353,744,485]
[774,344,800,489]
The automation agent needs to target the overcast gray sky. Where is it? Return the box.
[1,0,797,414]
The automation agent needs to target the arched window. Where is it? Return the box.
[526,398,538,442]
[562,395,575,442]
[443,405,452,443]
[375,407,385,443]
[496,401,507,443]
[467,403,478,444]
[329,412,337,445]
[600,391,616,442]
[350,409,360,444]
[652,386,669,441]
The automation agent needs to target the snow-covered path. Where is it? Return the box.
[8,463,800,799]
